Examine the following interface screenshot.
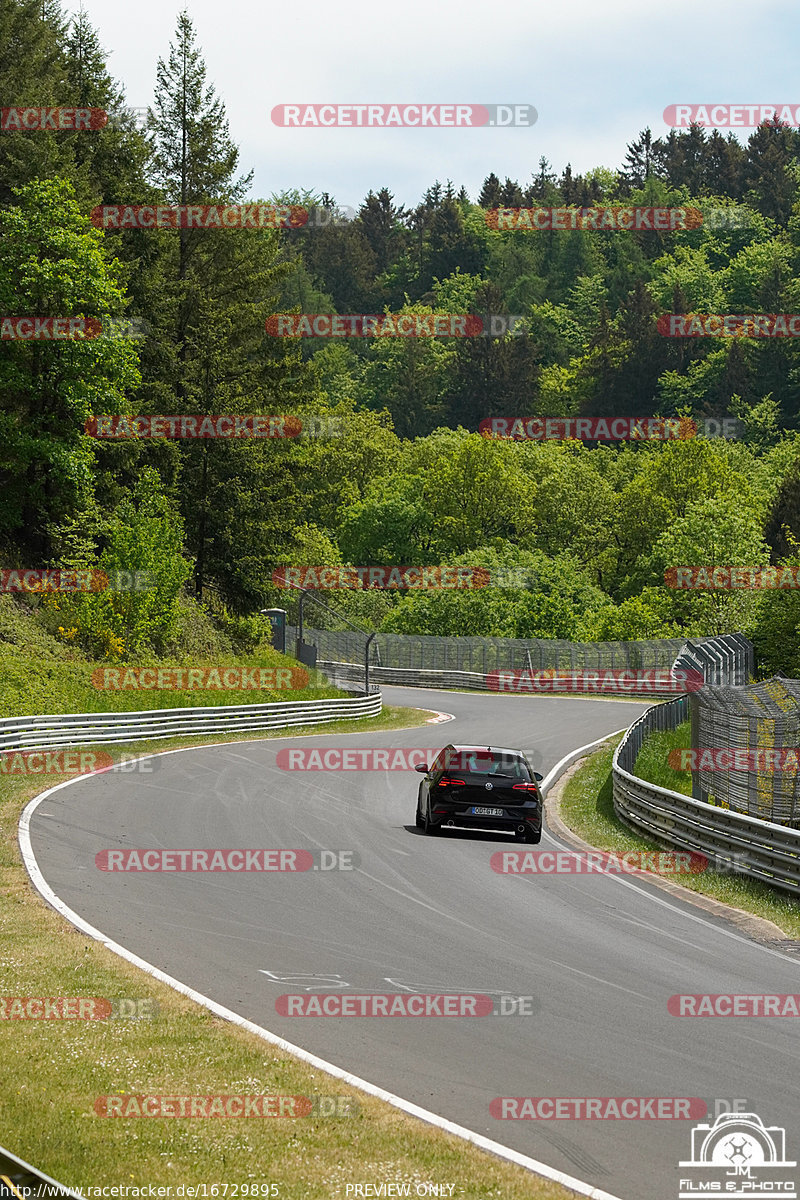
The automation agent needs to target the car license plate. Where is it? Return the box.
[471,806,504,817]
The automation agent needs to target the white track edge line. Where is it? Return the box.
[539,729,629,796]
[18,756,622,1200]
[541,732,800,968]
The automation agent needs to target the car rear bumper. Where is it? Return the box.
[429,805,541,835]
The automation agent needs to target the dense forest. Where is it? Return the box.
[4,0,800,676]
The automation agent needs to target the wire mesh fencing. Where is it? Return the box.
[689,675,800,826]
[671,633,753,687]
[288,627,699,678]
[282,620,800,833]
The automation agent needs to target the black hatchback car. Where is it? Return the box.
[414,744,543,842]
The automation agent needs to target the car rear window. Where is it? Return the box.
[443,750,531,779]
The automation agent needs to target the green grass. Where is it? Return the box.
[630,721,693,795]
[0,648,345,717]
[559,735,800,938]
[0,705,574,1198]
[0,593,347,716]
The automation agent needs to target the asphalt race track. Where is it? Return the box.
[25,687,800,1200]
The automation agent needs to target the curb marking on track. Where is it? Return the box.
[424,710,455,723]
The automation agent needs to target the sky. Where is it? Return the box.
[78,0,799,211]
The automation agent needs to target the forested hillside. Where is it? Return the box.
[3,0,800,674]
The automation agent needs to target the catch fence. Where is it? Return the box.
[290,627,706,687]
[689,675,800,826]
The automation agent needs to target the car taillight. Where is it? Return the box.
[438,777,466,787]
[512,783,540,794]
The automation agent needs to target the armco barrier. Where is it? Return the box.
[318,662,690,694]
[320,663,502,690]
[612,695,800,897]
[0,692,382,754]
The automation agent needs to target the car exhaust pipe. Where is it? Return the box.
[517,824,526,834]
[446,819,455,827]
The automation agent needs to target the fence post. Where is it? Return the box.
[362,635,371,691]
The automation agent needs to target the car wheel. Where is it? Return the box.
[415,801,424,829]
[523,827,542,844]
[423,804,439,836]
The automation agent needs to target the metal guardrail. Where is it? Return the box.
[0,1139,82,1199]
[318,661,689,695]
[319,662,492,690]
[0,692,382,753]
[613,696,800,897]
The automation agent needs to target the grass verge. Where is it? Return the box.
[1,704,573,1199]
[559,735,800,938]
[0,648,343,717]
[630,721,692,795]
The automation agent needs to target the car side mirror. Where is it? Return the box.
[414,763,429,774]
[533,771,543,782]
